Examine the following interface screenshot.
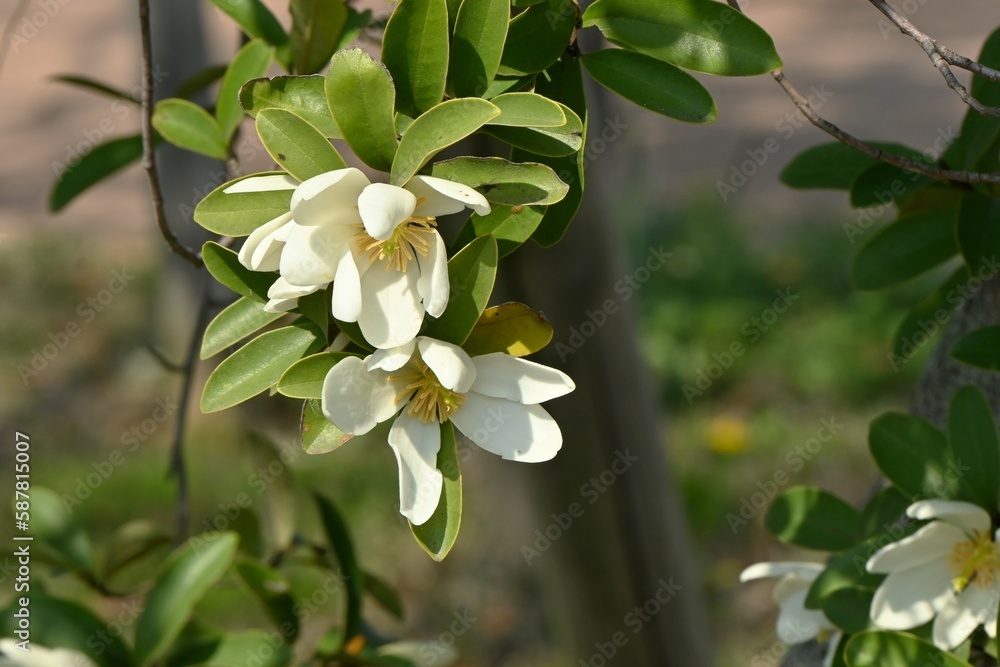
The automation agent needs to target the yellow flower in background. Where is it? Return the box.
[706,415,749,455]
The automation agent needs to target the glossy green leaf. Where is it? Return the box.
[206,0,289,63]
[487,92,566,127]
[891,267,968,360]
[780,142,913,190]
[240,75,342,137]
[194,172,295,237]
[290,0,348,74]
[484,73,537,98]
[452,203,546,257]
[499,0,575,75]
[952,325,1000,370]
[382,0,450,116]
[165,628,293,667]
[957,191,1000,273]
[202,241,278,302]
[583,49,716,123]
[764,486,860,551]
[851,208,959,290]
[449,0,509,97]
[430,156,568,206]
[50,134,144,212]
[845,631,973,667]
[52,74,138,103]
[234,558,300,641]
[582,0,781,76]
[410,422,462,561]
[278,351,354,399]
[335,6,373,51]
[857,486,910,540]
[153,98,228,160]
[869,412,962,500]
[256,108,346,181]
[325,48,399,171]
[463,302,554,356]
[946,27,1000,171]
[824,586,877,634]
[363,570,404,620]
[217,40,274,140]
[948,385,1000,509]
[803,537,888,609]
[295,287,330,338]
[422,235,498,345]
[487,101,583,156]
[315,493,364,640]
[849,162,930,208]
[31,487,94,574]
[201,297,284,359]
[301,398,352,454]
[133,533,239,667]
[102,520,172,581]
[201,322,325,412]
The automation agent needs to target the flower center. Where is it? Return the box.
[949,530,1000,593]
[392,360,465,424]
[356,215,437,272]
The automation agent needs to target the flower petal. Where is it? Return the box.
[264,297,299,313]
[451,394,561,462]
[224,173,298,193]
[418,337,476,393]
[866,521,966,573]
[238,212,293,271]
[359,183,416,241]
[331,244,363,322]
[933,583,998,649]
[369,340,418,372]
[291,168,369,225]
[775,585,829,645]
[357,263,424,349]
[417,230,449,318]
[322,356,402,435]
[907,500,992,535]
[869,558,955,630]
[408,175,491,216]
[470,354,575,405]
[280,223,352,286]
[267,276,322,300]
[739,561,825,583]
[388,413,443,526]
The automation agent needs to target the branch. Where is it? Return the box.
[137,0,202,267]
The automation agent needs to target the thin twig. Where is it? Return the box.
[0,0,31,83]
[145,342,185,373]
[137,0,202,267]
[936,44,1000,83]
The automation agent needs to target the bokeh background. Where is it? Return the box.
[2,0,997,665]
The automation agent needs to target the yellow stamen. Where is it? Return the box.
[356,215,437,272]
[391,360,465,424]
[949,530,1000,593]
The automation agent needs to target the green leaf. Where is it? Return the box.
[486,101,584,156]
[948,385,1000,509]
[422,235,498,345]
[202,241,278,302]
[463,302,554,356]
[363,570,404,620]
[290,0,348,74]
[31,487,94,574]
[764,486,860,551]
[850,208,959,290]
[256,108,346,181]
[201,321,325,412]
[499,0,575,76]
[803,537,888,609]
[165,628,293,667]
[452,203,546,257]
[244,433,298,555]
[582,0,781,76]
[410,421,462,560]
[391,98,501,185]
[952,325,1000,370]
[869,412,962,500]
[824,586,877,634]
[336,6,374,51]
[102,520,172,581]
[326,48,399,171]
[857,486,910,540]
[195,173,295,237]
[240,75,342,138]
[448,0,509,97]
[314,493,365,640]
[845,631,973,667]
[484,73,537,98]
[153,98,228,160]
[295,287,330,338]
[582,49,716,123]
[891,267,968,360]
[301,398,352,454]
[217,40,274,140]
[50,134,144,212]
[849,162,930,209]
[430,156,568,206]
[947,27,1000,171]
[957,192,1000,273]
[206,0,289,55]
[487,92,566,127]
[134,533,239,667]
[278,351,354,399]
[234,558,300,641]
[175,65,229,101]
[201,297,284,359]
[781,142,896,190]
[382,0,450,116]
[52,74,139,103]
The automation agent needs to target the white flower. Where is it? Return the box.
[321,336,574,525]
[740,561,839,664]
[229,169,491,348]
[0,639,96,667]
[866,499,1000,649]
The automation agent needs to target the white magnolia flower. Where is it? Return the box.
[229,169,491,348]
[322,336,574,525]
[0,640,96,667]
[866,499,1000,649]
[740,561,840,666]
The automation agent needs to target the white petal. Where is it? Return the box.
[238,212,293,271]
[775,585,828,645]
[417,231,449,318]
[933,583,997,649]
[331,244,363,322]
[224,173,298,193]
[984,583,1000,638]
[267,276,322,300]
[870,558,955,630]
[739,561,825,583]
[823,633,844,667]
[451,394,561,462]
[470,354,575,405]
[321,356,402,435]
[418,337,476,393]
[771,572,814,607]
[388,413,443,525]
[291,168,369,225]
[357,263,424,349]
[908,500,992,535]
[280,223,351,286]
[408,175,491,216]
[369,340,418,372]
[264,297,299,313]
[866,521,966,573]
[358,183,417,241]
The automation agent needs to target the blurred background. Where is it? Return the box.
[2,0,997,665]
